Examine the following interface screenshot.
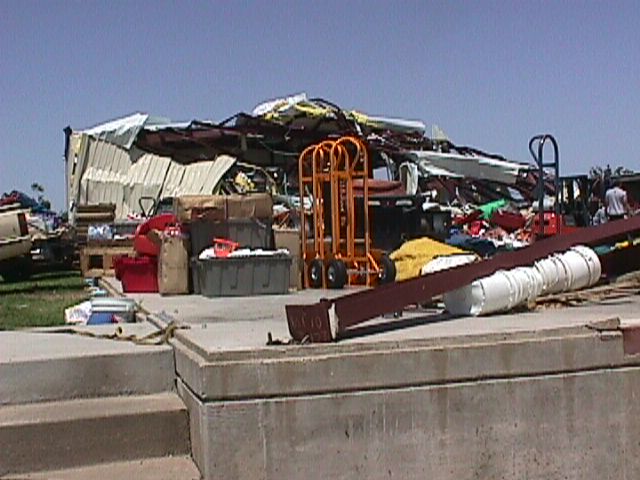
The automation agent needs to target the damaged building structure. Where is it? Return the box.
[63,93,640,306]
[64,94,537,225]
[5,95,640,480]
[60,94,640,321]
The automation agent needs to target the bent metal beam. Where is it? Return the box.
[286,216,640,343]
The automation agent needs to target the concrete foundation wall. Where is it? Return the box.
[175,323,640,480]
[174,328,628,401]
[180,367,640,480]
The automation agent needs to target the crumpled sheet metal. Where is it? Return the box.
[410,150,529,185]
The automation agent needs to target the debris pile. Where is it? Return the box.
[61,94,639,313]
[0,190,74,275]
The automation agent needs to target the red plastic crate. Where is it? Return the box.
[114,256,158,293]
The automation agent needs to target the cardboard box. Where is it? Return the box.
[175,194,273,223]
[273,227,302,290]
[158,233,190,295]
[226,194,273,219]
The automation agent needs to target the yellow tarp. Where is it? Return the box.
[389,237,468,282]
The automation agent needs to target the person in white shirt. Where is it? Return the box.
[604,181,630,221]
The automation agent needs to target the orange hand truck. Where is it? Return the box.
[298,136,396,289]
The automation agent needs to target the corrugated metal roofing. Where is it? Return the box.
[67,134,236,220]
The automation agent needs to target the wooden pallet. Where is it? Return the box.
[80,245,135,278]
[86,238,134,248]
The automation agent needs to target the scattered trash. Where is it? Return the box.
[65,297,137,326]
[64,300,92,325]
[198,245,289,260]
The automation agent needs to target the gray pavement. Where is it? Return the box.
[103,277,640,354]
[2,322,165,363]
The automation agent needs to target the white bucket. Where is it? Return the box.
[535,256,571,294]
[570,245,601,287]
[557,250,590,291]
[443,284,480,316]
[444,269,521,316]
[512,267,544,301]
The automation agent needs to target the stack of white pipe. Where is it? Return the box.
[443,245,601,316]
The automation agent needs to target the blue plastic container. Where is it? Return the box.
[87,312,114,325]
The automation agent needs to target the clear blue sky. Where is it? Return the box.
[2,1,639,210]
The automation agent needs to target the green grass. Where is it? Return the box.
[0,271,89,330]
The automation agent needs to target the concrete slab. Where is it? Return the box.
[0,322,175,405]
[177,296,640,358]
[4,322,163,361]
[8,456,200,480]
[0,393,190,475]
[104,276,640,354]
[102,276,352,324]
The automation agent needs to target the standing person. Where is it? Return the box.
[604,180,630,221]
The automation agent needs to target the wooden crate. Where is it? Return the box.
[80,245,136,278]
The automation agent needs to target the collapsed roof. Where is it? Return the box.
[64,93,535,219]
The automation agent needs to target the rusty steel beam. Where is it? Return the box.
[286,215,640,343]
[622,325,640,356]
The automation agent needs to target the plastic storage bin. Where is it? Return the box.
[191,254,291,297]
[114,256,158,293]
[89,297,137,323]
[189,218,273,258]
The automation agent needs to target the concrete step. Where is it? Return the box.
[0,324,176,405]
[0,392,191,476]
[6,455,201,480]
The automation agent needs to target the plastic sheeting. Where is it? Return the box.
[389,237,469,282]
[81,113,176,150]
[421,254,477,275]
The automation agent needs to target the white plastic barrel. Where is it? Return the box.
[444,269,521,316]
[570,245,601,287]
[534,256,571,294]
[444,246,600,317]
